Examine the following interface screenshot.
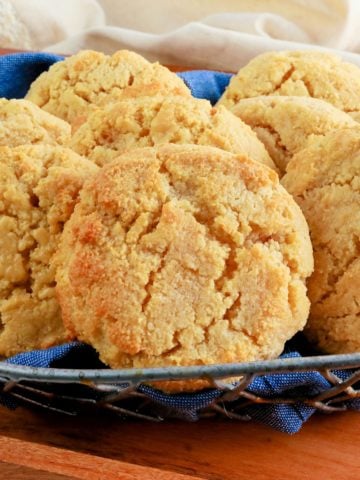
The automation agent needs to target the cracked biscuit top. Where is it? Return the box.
[70,94,276,170]
[25,50,190,125]
[0,145,99,357]
[282,127,360,354]
[231,96,356,175]
[218,50,360,121]
[0,98,71,147]
[54,144,313,390]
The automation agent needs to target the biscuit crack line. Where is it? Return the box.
[315,253,360,306]
[272,65,296,93]
[141,247,169,313]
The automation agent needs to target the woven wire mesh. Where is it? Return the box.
[1,353,360,420]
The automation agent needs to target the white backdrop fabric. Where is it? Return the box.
[4,0,360,70]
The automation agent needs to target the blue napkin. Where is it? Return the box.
[0,53,358,433]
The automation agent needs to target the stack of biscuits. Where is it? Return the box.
[0,48,359,391]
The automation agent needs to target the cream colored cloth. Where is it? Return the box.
[5,0,360,70]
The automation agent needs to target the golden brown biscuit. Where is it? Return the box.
[282,127,360,353]
[25,50,190,124]
[54,144,313,391]
[218,50,360,121]
[231,96,356,175]
[0,98,70,146]
[70,94,276,169]
[0,145,99,356]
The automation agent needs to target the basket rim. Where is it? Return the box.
[1,352,360,384]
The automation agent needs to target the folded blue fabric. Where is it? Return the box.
[0,53,358,434]
[0,52,64,99]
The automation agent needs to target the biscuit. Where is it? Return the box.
[0,145,99,356]
[54,144,313,391]
[25,50,190,124]
[282,127,360,353]
[0,98,70,146]
[70,94,276,169]
[218,50,360,121]
[230,96,356,175]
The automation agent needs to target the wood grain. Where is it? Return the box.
[0,407,359,480]
[0,433,202,480]
[0,48,20,54]
[0,461,75,480]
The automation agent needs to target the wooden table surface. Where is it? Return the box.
[0,406,359,479]
[0,47,359,479]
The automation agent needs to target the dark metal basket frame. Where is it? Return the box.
[1,353,360,421]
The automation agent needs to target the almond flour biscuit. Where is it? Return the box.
[231,96,356,175]
[0,98,70,146]
[54,144,313,391]
[70,95,276,169]
[282,127,360,354]
[218,51,360,121]
[0,145,99,356]
[25,50,190,125]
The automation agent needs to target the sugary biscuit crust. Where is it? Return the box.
[282,127,360,353]
[25,50,190,124]
[0,98,71,147]
[231,96,356,174]
[71,94,275,169]
[0,145,98,356]
[55,145,313,390]
[218,50,360,121]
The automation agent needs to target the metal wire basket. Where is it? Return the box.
[1,352,360,421]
